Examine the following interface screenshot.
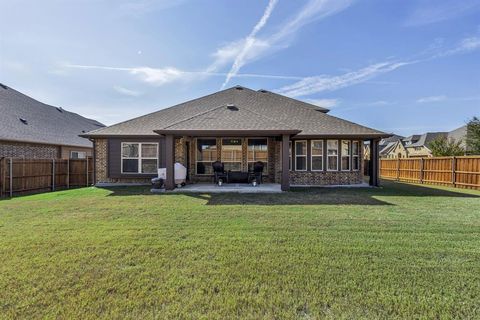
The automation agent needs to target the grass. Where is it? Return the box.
[0,181,479,319]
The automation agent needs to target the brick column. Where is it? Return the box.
[281,134,290,191]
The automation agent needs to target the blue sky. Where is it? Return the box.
[1,0,479,136]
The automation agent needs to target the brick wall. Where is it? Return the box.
[93,137,366,186]
[0,140,60,159]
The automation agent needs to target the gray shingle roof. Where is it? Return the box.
[406,132,447,148]
[0,84,104,148]
[83,86,388,138]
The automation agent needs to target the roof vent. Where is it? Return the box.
[19,118,28,125]
[226,104,239,111]
[56,107,63,112]
[235,86,244,90]
[258,89,268,93]
[0,83,7,90]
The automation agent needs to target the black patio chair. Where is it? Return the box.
[212,161,228,184]
[251,161,264,184]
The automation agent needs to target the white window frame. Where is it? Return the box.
[195,138,217,175]
[310,140,324,171]
[70,151,87,159]
[352,141,360,171]
[327,140,339,171]
[121,142,158,174]
[294,140,307,171]
[247,138,268,173]
[221,138,243,171]
[341,140,351,171]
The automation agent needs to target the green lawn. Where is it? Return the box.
[1,181,479,319]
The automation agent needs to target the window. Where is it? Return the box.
[295,140,307,171]
[196,138,217,175]
[247,138,268,172]
[327,140,338,171]
[341,140,351,171]
[221,138,242,171]
[353,141,360,170]
[70,151,86,159]
[311,140,323,171]
[121,142,158,174]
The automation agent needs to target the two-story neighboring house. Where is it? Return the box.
[403,132,448,158]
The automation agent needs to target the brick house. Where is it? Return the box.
[81,86,389,190]
[0,83,104,159]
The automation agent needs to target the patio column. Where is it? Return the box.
[281,134,290,191]
[369,139,380,187]
[165,134,175,190]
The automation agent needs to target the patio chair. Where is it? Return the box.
[212,161,228,184]
[251,161,264,184]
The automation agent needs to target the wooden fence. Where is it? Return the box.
[0,157,93,198]
[380,156,480,190]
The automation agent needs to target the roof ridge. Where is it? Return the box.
[83,86,243,135]
[161,105,227,129]
[259,90,329,113]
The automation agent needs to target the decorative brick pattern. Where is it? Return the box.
[94,139,108,183]
[0,140,60,159]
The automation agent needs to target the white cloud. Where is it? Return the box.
[405,0,480,26]
[439,36,480,56]
[276,61,414,97]
[64,63,302,86]
[113,85,142,97]
[211,0,354,79]
[416,95,447,103]
[304,98,339,109]
[221,0,278,88]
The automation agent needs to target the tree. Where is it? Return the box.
[428,137,464,157]
[466,116,480,155]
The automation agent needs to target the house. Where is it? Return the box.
[364,134,404,159]
[0,83,104,159]
[403,132,447,158]
[448,125,467,150]
[81,86,389,191]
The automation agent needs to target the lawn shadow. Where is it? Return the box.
[101,180,479,206]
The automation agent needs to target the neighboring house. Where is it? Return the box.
[403,132,447,158]
[448,125,467,150]
[0,83,104,159]
[81,86,389,190]
[364,134,404,159]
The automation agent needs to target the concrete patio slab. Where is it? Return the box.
[164,183,283,193]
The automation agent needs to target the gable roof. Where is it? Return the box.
[0,83,104,148]
[405,132,447,148]
[83,86,388,138]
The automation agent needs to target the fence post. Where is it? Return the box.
[396,158,400,181]
[9,158,13,198]
[67,159,70,189]
[451,156,456,187]
[52,159,55,191]
[420,158,424,184]
[86,157,89,186]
